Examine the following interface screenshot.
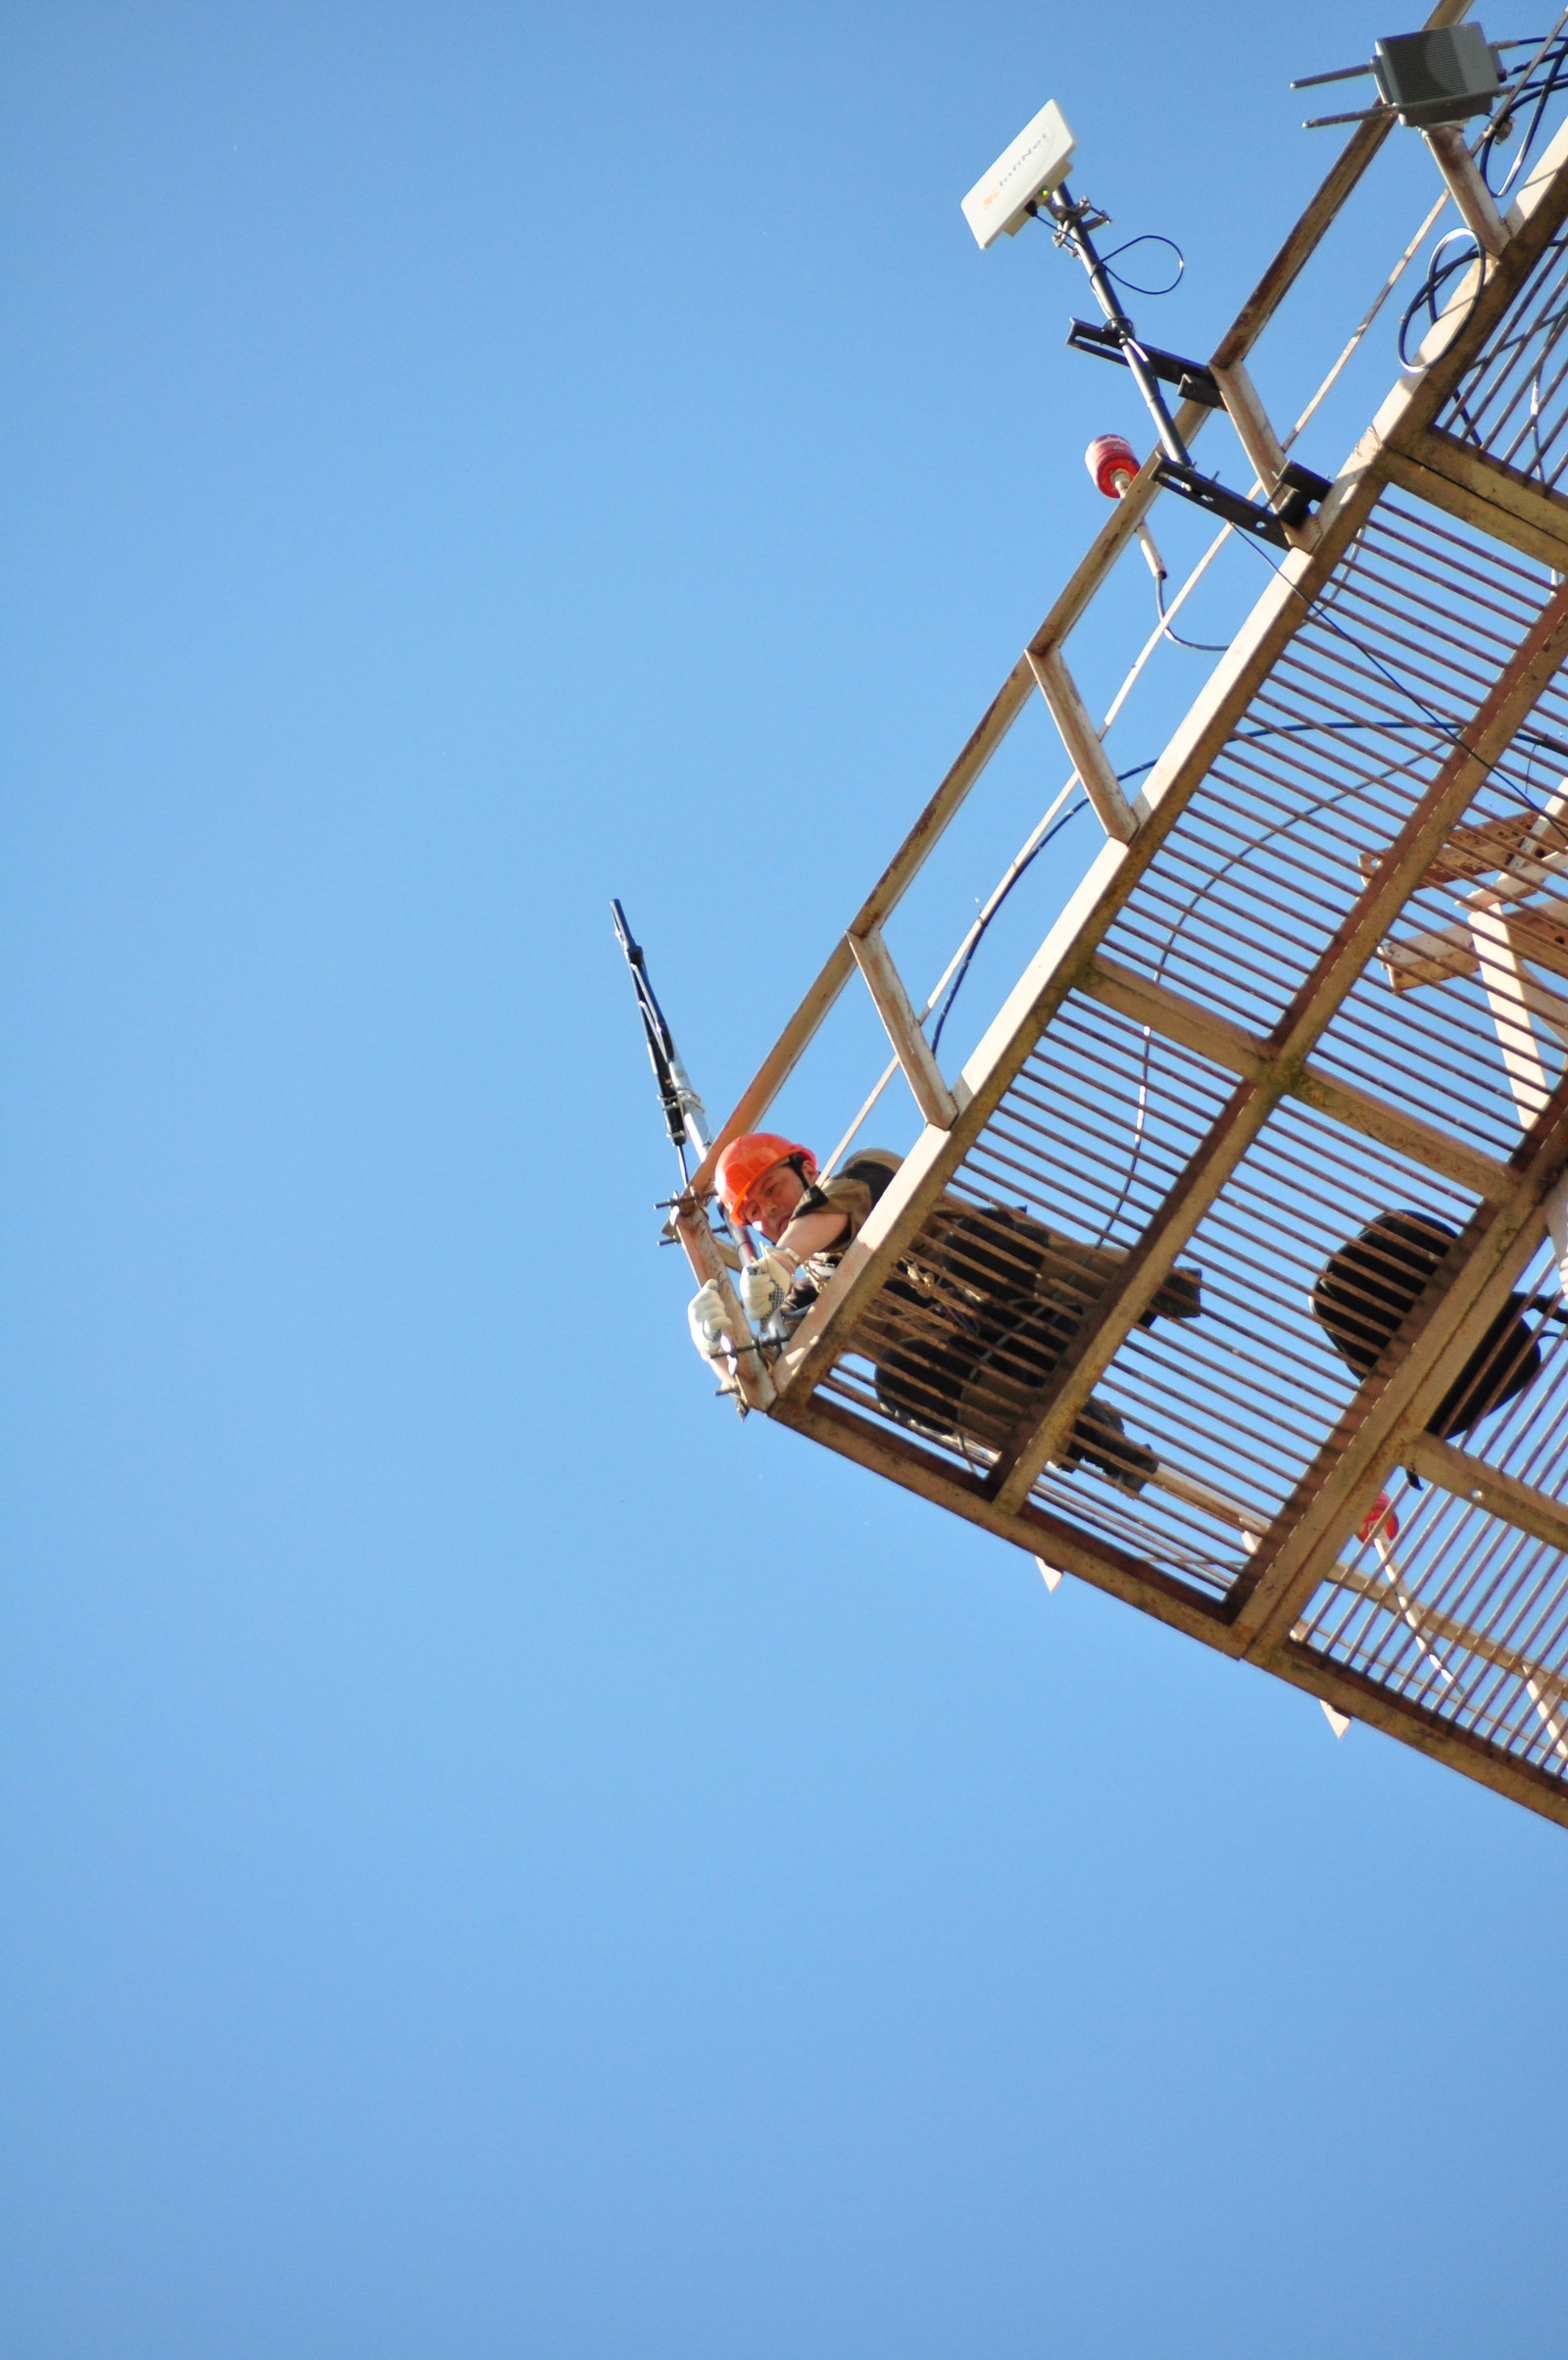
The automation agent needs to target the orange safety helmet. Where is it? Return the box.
[713,1133,817,1224]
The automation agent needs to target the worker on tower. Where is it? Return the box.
[687,1133,1202,1495]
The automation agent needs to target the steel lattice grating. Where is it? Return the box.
[1292,1251,1568,1782]
[1101,493,1564,1152]
[1442,220,1568,484]
[811,480,1568,1778]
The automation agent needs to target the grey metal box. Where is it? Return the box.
[1372,24,1503,127]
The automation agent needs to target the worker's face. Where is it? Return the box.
[743,1159,810,1242]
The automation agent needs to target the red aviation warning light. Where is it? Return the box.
[1085,432,1140,500]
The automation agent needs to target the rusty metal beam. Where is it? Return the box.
[1212,360,1316,552]
[847,923,960,1130]
[1382,424,1568,572]
[1314,1548,1568,1705]
[1386,804,1568,890]
[1267,1640,1568,1830]
[1028,647,1138,840]
[1082,954,1516,1203]
[1381,900,1568,991]
[1425,124,1512,260]
[1404,1429,1568,1554]
[987,1075,1275,1514]
[779,1393,1244,1649]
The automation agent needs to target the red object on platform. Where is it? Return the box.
[1085,432,1140,500]
[1356,1492,1399,1546]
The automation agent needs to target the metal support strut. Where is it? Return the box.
[1043,183,1331,545]
[1043,184,1194,467]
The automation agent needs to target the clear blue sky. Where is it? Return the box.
[4,7,1564,2356]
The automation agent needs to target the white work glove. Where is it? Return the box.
[739,1245,799,1327]
[687,1278,730,1360]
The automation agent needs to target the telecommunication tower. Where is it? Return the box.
[659,7,1568,1829]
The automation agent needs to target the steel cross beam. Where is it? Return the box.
[1235,1077,1568,1650]
[1382,425,1568,571]
[986,575,1568,1515]
[782,1393,1236,1647]
[1403,1429,1568,1552]
[1266,1641,1568,1827]
[1081,954,1517,1204]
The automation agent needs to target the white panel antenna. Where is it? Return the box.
[960,99,1076,249]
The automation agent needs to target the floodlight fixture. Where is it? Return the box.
[961,98,1076,249]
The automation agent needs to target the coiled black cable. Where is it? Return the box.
[1481,33,1568,197]
[1099,234,1186,300]
[1154,569,1228,653]
[1398,228,1485,371]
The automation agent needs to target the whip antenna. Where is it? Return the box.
[611,899,710,1184]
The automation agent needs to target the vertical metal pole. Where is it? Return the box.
[1044,183,1194,469]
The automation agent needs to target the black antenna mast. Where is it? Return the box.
[610,899,710,1186]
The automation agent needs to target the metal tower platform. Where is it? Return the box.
[673,40,1568,1828]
